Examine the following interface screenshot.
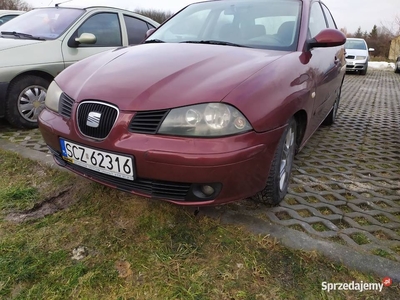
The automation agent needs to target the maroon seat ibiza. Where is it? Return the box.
[38,0,346,206]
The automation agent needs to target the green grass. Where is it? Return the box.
[0,149,399,299]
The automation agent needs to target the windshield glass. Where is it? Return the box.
[0,8,84,39]
[147,0,301,51]
[345,39,367,50]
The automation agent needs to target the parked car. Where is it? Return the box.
[39,0,346,206]
[345,38,374,75]
[0,10,24,25]
[395,56,400,73]
[0,6,159,129]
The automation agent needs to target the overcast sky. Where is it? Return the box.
[25,0,399,34]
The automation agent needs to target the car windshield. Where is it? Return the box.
[147,0,301,51]
[0,8,84,39]
[345,40,367,50]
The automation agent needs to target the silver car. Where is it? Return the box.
[0,10,24,25]
[0,6,159,128]
[345,38,374,75]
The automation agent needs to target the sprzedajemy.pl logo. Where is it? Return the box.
[322,277,393,293]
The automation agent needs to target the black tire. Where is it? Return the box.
[359,66,367,75]
[323,78,343,126]
[5,75,51,129]
[395,66,400,74]
[252,117,297,205]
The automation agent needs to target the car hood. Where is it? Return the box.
[345,49,368,57]
[0,37,44,51]
[0,38,63,69]
[57,43,283,111]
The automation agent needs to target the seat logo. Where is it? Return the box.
[86,112,102,128]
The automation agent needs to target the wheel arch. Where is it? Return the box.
[7,71,54,95]
[293,109,308,154]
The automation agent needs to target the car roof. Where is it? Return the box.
[0,10,25,14]
[346,38,366,41]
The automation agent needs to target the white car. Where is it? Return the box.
[345,38,374,75]
[0,5,159,128]
[0,10,24,25]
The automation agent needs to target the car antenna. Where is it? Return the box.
[54,0,73,7]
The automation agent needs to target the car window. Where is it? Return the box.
[308,2,327,38]
[321,4,337,29]
[149,1,301,51]
[123,15,150,45]
[77,13,122,47]
[345,39,367,50]
[0,14,18,24]
[0,8,84,39]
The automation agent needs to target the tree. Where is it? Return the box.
[369,25,378,39]
[0,0,31,11]
[354,27,363,38]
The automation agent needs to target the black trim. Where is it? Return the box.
[0,82,9,117]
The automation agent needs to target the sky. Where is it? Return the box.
[25,0,399,34]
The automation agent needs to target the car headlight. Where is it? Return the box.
[45,81,63,113]
[355,56,366,60]
[158,103,252,137]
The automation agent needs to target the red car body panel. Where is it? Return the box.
[38,0,346,206]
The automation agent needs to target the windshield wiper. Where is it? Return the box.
[144,39,165,44]
[1,31,45,41]
[181,40,248,48]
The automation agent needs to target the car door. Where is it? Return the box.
[61,11,124,69]
[307,1,343,129]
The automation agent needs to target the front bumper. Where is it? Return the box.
[0,82,9,118]
[346,60,367,72]
[39,108,285,206]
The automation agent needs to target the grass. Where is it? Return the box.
[0,149,399,299]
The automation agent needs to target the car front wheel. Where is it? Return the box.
[252,117,297,205]
[5,75,50,129]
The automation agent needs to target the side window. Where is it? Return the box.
[321,4,337,29]
[0,15,17,24]
[308,3,327,38]
[124,15,150,45]
[77,13,122,47]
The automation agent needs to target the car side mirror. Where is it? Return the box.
[145,28,156,38]
[75,33,97,45]
[306,29,346,51]
[368,48,375,52]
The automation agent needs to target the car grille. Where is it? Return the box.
[51,152,192,201]
[59,93,75,119]
[77,101,118,139]
[346,55,355,59]
[129,109,169,134]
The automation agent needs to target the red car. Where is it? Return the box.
[39,0,346,206]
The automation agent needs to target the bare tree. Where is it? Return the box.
[0,0,31,11]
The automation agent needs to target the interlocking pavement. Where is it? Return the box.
[1,70,399,273]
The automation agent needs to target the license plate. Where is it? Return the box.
[59,139,135,180]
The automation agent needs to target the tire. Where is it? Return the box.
[395,66,400,74]
[359,68,367,75]
[252,117,297,205]
[5,75,51,129]
[323,85,341,126]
